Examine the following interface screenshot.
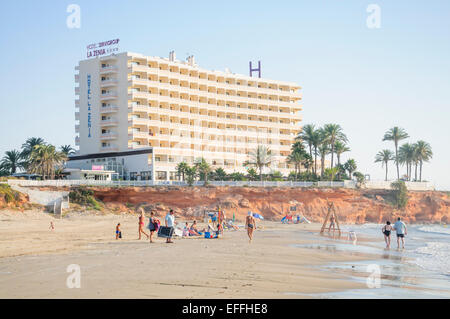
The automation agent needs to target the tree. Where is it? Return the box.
[270,171,284,181]
[244,145,273,182]
[317,142,330,178]
[414,140,433,182]
[322,123,348,169]
[334,140,350,166]
[194,157,211,186]
[344,159,357,181]
[398,143,415,181]
[391,180,408,209]
[176,161,189,181]
[0,150,26,175]
[287,142,310,181]
[375,149,394,181]
[297,124,316,168]
[229,172,246,181]
[184,166,197,186]
[353,171,365,188]
[383,127,409,180]
[213,167,227,181]
[21,137,45,159]
[246,168,258,181]
[28,144,67,179]
[310,129,322,176]
[60,145,76,156]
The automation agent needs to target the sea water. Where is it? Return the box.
[290,223,450,298]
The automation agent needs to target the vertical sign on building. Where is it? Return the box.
[87,74,92,138]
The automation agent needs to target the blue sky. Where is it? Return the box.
[0,1,449,189]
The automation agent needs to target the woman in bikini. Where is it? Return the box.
[138,208,149,240]
[382,221,393,248]
[245,211,256,243]
[148,211,159,243]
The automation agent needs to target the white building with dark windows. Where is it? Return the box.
[72,51,302,181]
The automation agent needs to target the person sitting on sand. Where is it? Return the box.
[393,217,407,249]
[116,223,122,240]
[148,211,160,243]
[382,221,393,248]
[226,219,239,230]
[189,221,202,236]
[245,211,256,243]
[138,208,149,240]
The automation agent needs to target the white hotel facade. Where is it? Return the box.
[73,52,302,181]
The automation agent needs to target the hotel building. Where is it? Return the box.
[73,52,302,181]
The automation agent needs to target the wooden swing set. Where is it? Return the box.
[320,200,341,236]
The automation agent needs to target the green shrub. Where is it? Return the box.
[391,180,408,209]
[69,186,102,210]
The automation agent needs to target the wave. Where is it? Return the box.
[418,225,450,236]
[413,242,450,275]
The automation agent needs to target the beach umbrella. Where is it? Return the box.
[253,213,264,220]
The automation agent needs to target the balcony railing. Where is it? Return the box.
[100,105,119,113]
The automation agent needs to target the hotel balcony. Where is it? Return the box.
[74,74,79,83]
[100,91,118,100]
[75,136,80,146]
[100,105,119,113]
[128,131,150,139]
[100,132,118,140]
[75,99,80,108]
[75,124,79,132]
[100,78,118,87]
[128,117,148,126]
[100,118,119,126]
[100,65,118,74]
[100,144,119,152]
[75,87,80,95]
[75,112,80,121]
[128,104,149,113]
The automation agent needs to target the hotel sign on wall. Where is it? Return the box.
[86,38,120,58]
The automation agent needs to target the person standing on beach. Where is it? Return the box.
[328,214,336,232]
[116,223,122,240]
[165,209,175,243]
[245,211,256,243]
[137,208,149,240]
[382,221,393,248]
[393,217,407,249]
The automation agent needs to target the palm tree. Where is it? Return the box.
[322,124,348,169]
[414,140,433,181]
[214,167,227,181]
[28,144,67,179]
[398,143,415,181]
[244,145,273,182]
[375,149,394,181]
[21,137,45,159]
[383,127,409,180]
[344,159,357,181]
[287,151,304,181]
[310,130,321,176]
[298,124,316,162]
[60,145,75,156]
[334,140,350,166]
[0,150,26,175]
[184,166,197,186]
[194,157,211,186]
[176,161,189,181]
[317,142,330,178]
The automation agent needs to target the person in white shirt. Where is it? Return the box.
[393,217,407,249]
[165,209,175,243]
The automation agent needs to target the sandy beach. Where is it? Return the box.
[0,209,375,298]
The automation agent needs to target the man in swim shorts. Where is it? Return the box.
[393,217,407,249]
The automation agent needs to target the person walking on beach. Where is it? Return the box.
[138,208,149,240]
[245,211,256,243]
[328,214,336,232]
[393,217,407,249]
[148,211,159,243]
[382,221,393,248]
[116,223,122,240]
[165,209,175,243]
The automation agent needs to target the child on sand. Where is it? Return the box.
[49,221,55,231]
[116,223,122,240]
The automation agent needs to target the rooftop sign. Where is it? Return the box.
[86,38,119,58]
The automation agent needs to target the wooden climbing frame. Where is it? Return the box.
[320,201,341,236]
